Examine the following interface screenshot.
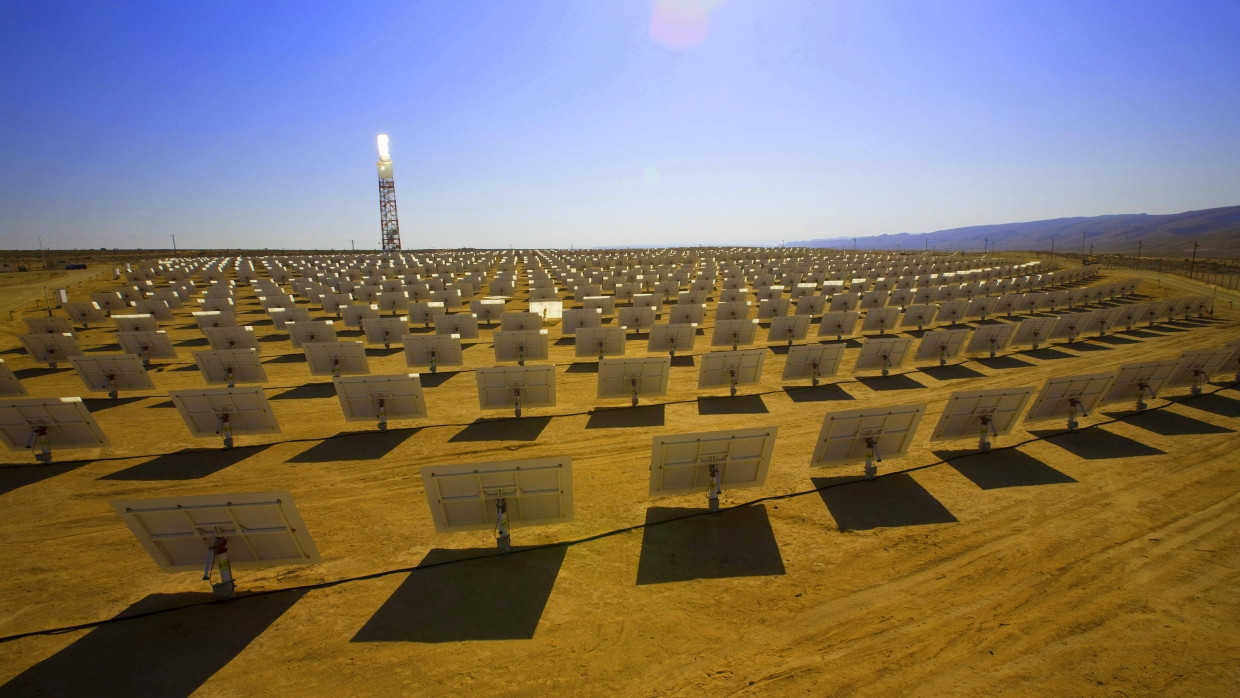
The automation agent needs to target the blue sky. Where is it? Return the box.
[2,0,1238,250]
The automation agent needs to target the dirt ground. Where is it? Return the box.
[0,256,1237,696]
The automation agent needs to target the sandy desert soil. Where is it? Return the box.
[0,268,105,315]
[0,257,1237,696]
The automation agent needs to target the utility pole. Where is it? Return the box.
[1080,231,1086,258]
[171,235,177,253]
[1136,240,1141,271]
[1050,236,1055,259]
[1189,241,1199,280]
[37,235,50,277]
[982,237,988,256]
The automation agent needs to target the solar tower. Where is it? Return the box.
[376,134,401,251]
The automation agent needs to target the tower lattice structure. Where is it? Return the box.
[378,178,400,251]
[377,136,401,251]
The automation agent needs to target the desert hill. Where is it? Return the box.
[791,205,1240,257]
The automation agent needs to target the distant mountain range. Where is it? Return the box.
[789,205,1240,258]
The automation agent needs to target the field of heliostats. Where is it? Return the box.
[0,248,1237,695]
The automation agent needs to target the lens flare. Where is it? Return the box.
[649,0,718,50]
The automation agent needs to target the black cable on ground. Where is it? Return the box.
[0,381,1234,646]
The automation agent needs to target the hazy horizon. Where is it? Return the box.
[3,1,1238,251]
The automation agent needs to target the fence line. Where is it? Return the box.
[1100,256,1239,291]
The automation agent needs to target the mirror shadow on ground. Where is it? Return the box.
[636,505,786,585]
[352,546,566,643]
[0,590,306,697]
